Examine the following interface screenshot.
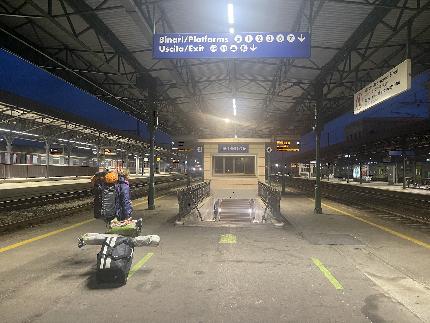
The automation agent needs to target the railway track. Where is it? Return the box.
[0,175,192,232]
[284,178,430,234]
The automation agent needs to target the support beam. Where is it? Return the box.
[403,153,407,190]
[148,87,157,210]
[3,134,15,165]
[63,0,193,133]
[282,152,286,194]
[314,83,323,214]
[119,0,208,124]
[44,139,51,179]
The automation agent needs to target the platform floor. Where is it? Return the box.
[0,191,429,322]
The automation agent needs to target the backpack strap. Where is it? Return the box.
[99,237,117,269]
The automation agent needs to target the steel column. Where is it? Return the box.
[403,154,407,189]
[148,90,157,210]
[281,152,286,194]
[314,83,323,214]
[45,140,50,179]
[267,152,271,186]
[4,135,14,165]
[359,161,363,184]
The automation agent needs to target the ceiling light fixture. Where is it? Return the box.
[233,98,237,116]
[227,3,234,24]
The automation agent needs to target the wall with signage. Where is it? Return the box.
[197,138,270,198]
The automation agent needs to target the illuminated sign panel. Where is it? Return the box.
[102,148,116,156]
[218,144,249,153]
[354,59,411,114]
[153,32,310,59]
[276,140,300,152]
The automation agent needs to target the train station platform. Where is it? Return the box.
[0,190,429,322]
[0,173,172,190]
[0,173,178,204]
[319,178,430,196]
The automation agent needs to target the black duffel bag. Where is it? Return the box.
[96,237,134,285]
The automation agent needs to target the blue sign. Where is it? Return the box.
[218,144,249,153]
[153,32,310,59]
[389,150,415,156]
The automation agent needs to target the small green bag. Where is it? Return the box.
[106,218,142,237]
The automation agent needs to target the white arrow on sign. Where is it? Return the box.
[250,44,257,51]
[298,34,306,42]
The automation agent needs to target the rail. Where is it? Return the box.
[177,181,211,220]
[286,177,430,224]
[0,175,190,231]
[258,181,281,219]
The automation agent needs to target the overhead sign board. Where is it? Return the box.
[102,148,116,156]
[153,32,310,59]
[354,59,411,114]
[389,150,415,157]
[49,147,63,155]
[218,144,249,153]
[276,140,300,152]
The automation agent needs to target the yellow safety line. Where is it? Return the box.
[0,219,95,254]
[0,194,170,254]
[307,196,430,250]
[311,258,343,290]
[321,202,430,250]
[219,234,237,244]
[133,194,168,207]
[128,252,154,279]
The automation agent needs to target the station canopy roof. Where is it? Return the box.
[0,0,429,139]
[0,95,147,151]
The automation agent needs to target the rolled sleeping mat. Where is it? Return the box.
[78,233,160,248]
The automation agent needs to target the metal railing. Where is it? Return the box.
[258,181,281,219]
[177,181,211,220]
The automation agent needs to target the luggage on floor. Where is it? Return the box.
[78,232,160,248]
[115,175,133,220]
[92,171,117,222]
[96,237,134,284]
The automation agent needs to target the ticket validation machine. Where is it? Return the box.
[198,138,270,199]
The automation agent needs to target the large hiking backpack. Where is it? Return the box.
[115,175,133,221]
[96,237,134,284]
[93,172,117,222]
